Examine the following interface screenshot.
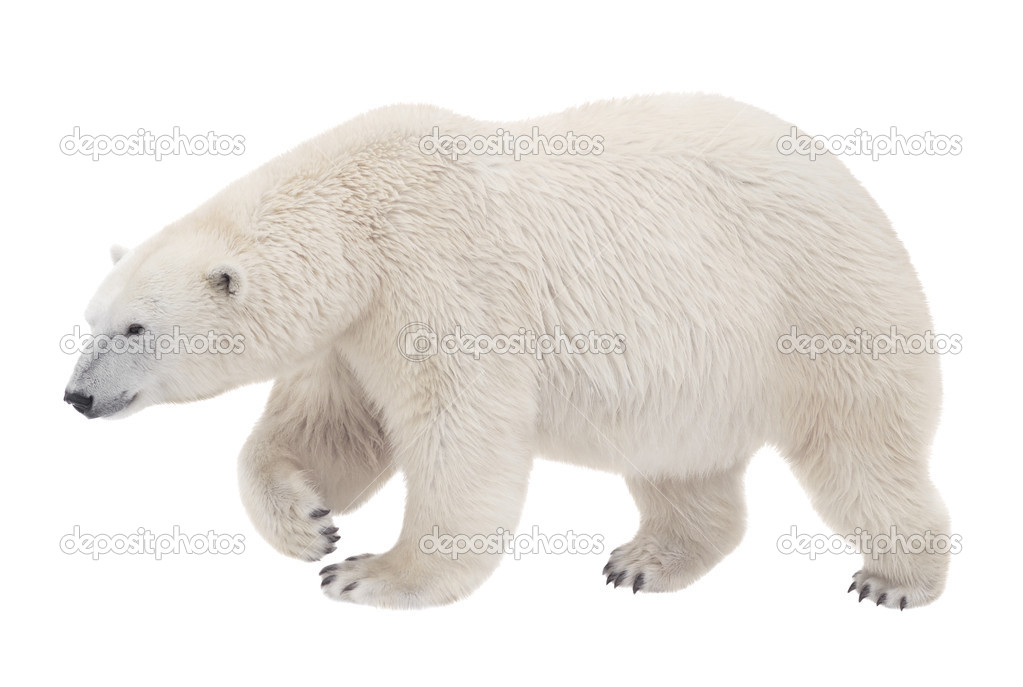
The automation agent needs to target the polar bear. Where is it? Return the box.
[64,94,950,610]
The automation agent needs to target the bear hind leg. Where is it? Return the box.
[604,462,749,593]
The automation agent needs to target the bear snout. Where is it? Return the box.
[63,389,94,416]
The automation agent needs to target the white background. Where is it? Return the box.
[2,1,1018,684]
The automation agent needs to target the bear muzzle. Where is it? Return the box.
[63,389,94,415]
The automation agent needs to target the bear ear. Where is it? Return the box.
[110,244,130,264]
[207,263,245,298]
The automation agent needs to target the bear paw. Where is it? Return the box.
[249,472,339,562]
[602,534,700,594]
[848,569,926,610]
[318,553,443,609]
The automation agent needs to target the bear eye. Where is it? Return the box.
[126,324,145,336]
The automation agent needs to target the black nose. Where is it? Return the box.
[64,390,93,414]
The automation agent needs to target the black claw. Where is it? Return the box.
[320,575,336,587]
[326,535,341,543]
[900,597,908,611]
[325,546,337,556]
[606,573,616,586]
[310,509,330,519]
[858,585,871,602]
[602,561,613,576]
[320,563,340,575]
[613,571,627,588]
[876,593,887,607]
[346,554,370,562]
[341,581,358,593]
[848,582,857,593]
[319,526,339,535]
[633,573,645,594]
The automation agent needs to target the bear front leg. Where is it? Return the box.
[238,355,394,562]
[319,378,535,608]
[239,437,339,561]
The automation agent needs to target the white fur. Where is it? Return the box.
[66,94,949,609]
